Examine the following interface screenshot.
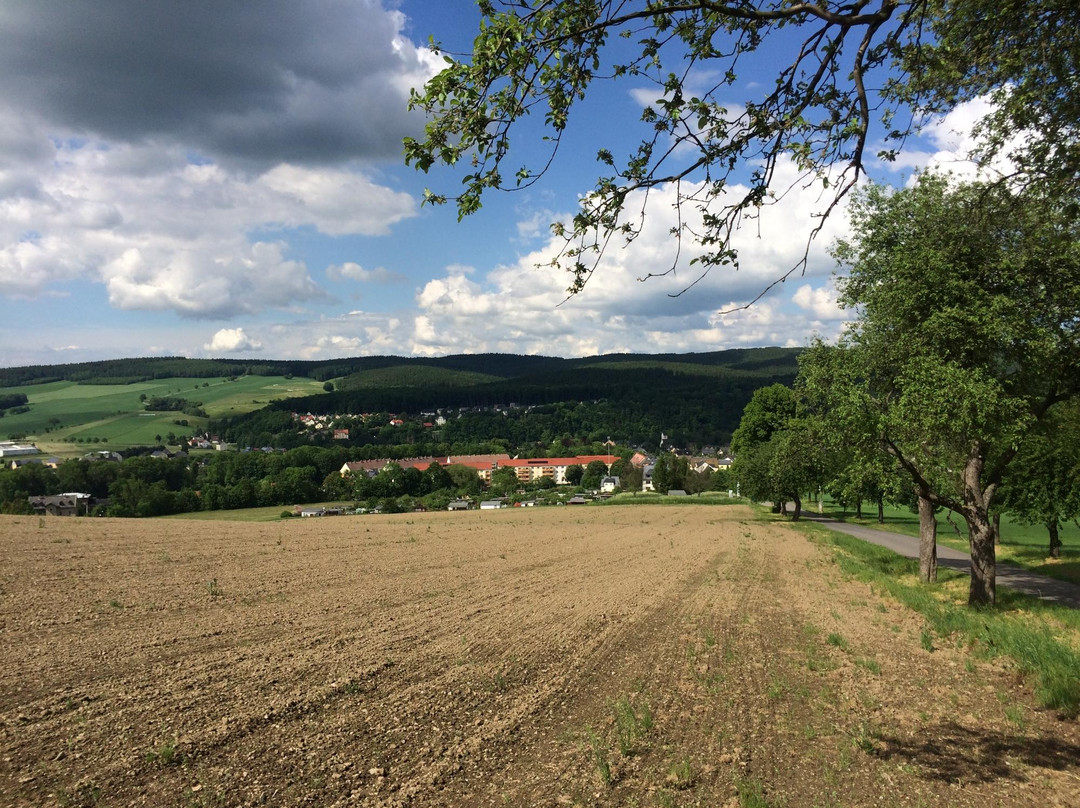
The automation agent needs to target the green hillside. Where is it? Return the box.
[0,347,803,453]
[0,376,325,454]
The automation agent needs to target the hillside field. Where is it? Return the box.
[2,505,1078,808]
[0,376,325,453]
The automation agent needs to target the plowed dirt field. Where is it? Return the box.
[2,505,1078,807]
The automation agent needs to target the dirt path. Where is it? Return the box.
[2,506,1078,807]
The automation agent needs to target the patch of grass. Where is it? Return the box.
[736,777,774,808]
[826,632,849,652]
[486,671,509,693]
[919,630,935,652]
[586,728,612,786]
[146,739,181,767]
[667,757,695,789]
[766,675,787,700]
[803,524,1080,717]
[850,721,881,755]
[612,695,653,756]
[57,782,102,807]
[854,656,881,674]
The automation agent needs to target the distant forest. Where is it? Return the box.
[0,348,801,451]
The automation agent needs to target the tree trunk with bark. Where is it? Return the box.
[917,493,937,583]
[959,442,997,604]
[963,448,996,605]
[967,509,997,605]
[876,497,885,523]
[791,494,802,521]
[1048,519,1062,559]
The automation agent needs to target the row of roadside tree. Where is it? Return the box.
[731,174,1080,606]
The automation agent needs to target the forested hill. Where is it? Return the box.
[214,348,802,450]
[0,348,799,388]
[0,353,570,387]
[0,348,801,449]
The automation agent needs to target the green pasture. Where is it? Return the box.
[0,375,326,452]
[822,500,1080,585]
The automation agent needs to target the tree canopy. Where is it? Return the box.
[801,173,1080,604]
[405,0,1080,297]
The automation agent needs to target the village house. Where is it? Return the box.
[28,493,93,516]
[600,475,620,493]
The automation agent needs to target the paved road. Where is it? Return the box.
[801,513,1080,608]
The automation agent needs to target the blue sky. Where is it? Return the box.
[0,1,988,366]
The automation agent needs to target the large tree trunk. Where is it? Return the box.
[963,446,996,606]
[1048,519,1062,559]
[855,499,863,519]
[876,497,885,523]
[967,509,996,605]
[917,494,937,583]
[791,494,802,521]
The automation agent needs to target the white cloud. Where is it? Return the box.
[0,126,416,315]
[327,262,408,284]
[873,96,1022,184]
[792,282,842,319]
[0,2,431,322]
[204,328,262,354]
[257,166,414,237]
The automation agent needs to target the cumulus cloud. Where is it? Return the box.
[0,119,416,314]
[208,160,842,359]
[204,328,263,354]
[792,282,842,320]
[0,2,431,320]
[0,1,439,168]
[362,156,852,357]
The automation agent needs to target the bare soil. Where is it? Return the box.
[2,505,1078,807]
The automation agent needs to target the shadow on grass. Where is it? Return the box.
[878,721,1080,785]
[1027,559,1080,586]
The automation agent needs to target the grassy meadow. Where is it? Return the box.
[0,375,326,454]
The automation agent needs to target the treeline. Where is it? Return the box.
[0,393,29,417]
[0,347,799,390]
[218,362,798,452]
[0,441,633,517]
[141,396,208,418]
[0,353,555,387]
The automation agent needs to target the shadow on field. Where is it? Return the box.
[878,721,1080,784]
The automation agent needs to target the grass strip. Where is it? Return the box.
[799,521,1080,718]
